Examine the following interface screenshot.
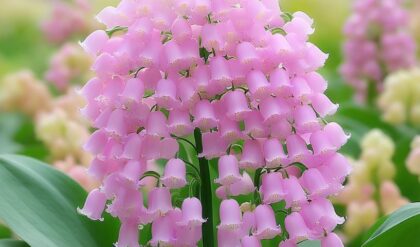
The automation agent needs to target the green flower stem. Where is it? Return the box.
[193,128,215,247]
[367,80,377,106]
[253,168,263,205]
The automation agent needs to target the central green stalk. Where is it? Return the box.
[193,128,215,247]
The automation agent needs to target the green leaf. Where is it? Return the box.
[0,155,119,247]
[271,27,286,35]
[0,239,29,247]
[105,26,128,37]
[0,224,12,239]
[362,203,420,247]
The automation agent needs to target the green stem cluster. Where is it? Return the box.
[193,128,215,247]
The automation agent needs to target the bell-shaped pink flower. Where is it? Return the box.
[106,109,128,137]
[241,235,261,247]
[294,105,321,133]
[127,17,153,41]
[229,171,256,196]
[155,78,179,109]
[228,59,247,85]
[106,187,147,221]
[259,97,288,124]
[179,197,206,227]
[310,130,337,157]
[210,56,232,87]
[120,160,146,183]
[216,186,229,200]
[239,140,265,169]
[224,90,251,121]
[218,228,242,247]
[115,219,140,247]
[161,158,187,189]
[270,119,292,141]
[263,138,287,168]
[174,224,202,247]
[142,135,162,160]
[120,133,143,160]
[311,93,338,118]
[193,100,218,131]
[201,24,224,52]
[168,109,194,136]
[150,210,178,247]
[81,30,108,56]
[285,212,311,242]
[323,122,350,148]
[159,137,179,159]
[283,176,307,209]
[244,111,268,138]
[146,111,169,137]
[138,32,163,68]
[200,131,229,159]
[301,198,344,236]
[260,172,286,204]
[300,168,330,198]
[121,78,144,103]
[270,68,292,97]
[237,42,259,68]
[219,199,242,230]
[240,211,256,237]
[319,153,351,184]
[192,64,210,92]
[164,41,190,70]
[286,134,311,163]
[84,130,108,155]
[290,77,312,103]
[178,77,199,109]
[215,155,242,186]
[77,188,107,221]
[171,17,192,42]
[147,187,173,219]
[305,71,327,93]
[247,70,271,100]
[253,204,281,239]
[219,116,243,142]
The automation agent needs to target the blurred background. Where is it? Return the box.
[0,0,419,246]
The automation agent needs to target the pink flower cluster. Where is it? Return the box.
[45,43,92,91]
[78,0,350,246]
[340,0,416,102]
[41,0,91,44]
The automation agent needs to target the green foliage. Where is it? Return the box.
[0,225,12,240]
[0,154,119,247]
[0,240,29,247]
[0,113,48,160]
[331,103,420,201]
[363,203,420,247]
[0,16,53,77]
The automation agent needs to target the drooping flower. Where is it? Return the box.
[334,130,408,242]
[45,43,92,91]
[0,70,52,117]
[378,68,420,126]
[41,0,93,44]
[340,0,416,103]
[79,1,348,246]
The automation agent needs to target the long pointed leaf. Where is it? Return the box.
[0,155,119,247]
